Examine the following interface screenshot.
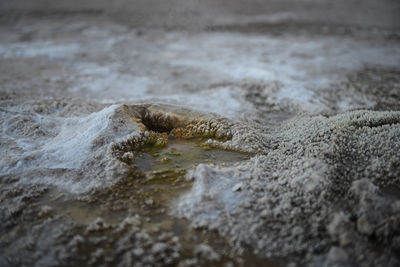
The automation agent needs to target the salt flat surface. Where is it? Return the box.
[1,23,399,116]
[1,13,400,266]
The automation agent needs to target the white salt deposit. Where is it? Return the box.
[40,105,118,169]
[1,105,118,175]
[175,164,246,224]
[0,41,81,59]
[162,33,400,112]
[156,87,245,118]
[69,63,153,99]
[2,27,399,117]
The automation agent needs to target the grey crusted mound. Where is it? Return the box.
[1,97,400,266]
[175,110,400,266]
[1,95,400,266]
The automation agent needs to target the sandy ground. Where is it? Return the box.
[1,1,400,266]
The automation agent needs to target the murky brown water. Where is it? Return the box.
[37,137,281,266]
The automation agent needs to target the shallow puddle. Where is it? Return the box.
[134,137,249,173]
[37,137,281,266]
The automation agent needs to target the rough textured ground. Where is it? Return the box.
[1,1,400,266]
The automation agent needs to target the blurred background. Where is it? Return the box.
[1,0,399,119]
[1,0,399,30]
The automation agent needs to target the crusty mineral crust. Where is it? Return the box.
[1,96,400,267]
[174,110,400,266]
[1,3,400,265]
